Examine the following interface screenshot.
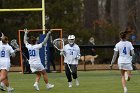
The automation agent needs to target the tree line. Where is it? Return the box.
[0,0,140,45]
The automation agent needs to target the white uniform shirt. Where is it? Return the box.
[114,41,134,64]
[25,43,43,64]
[63,44,80,64]
[0,43,14,63]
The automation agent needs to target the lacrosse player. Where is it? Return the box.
[110,30,135,93]
[60,35,81,88]
[24,29,54,91]
[0,33,6,91]
[0,36,17,93]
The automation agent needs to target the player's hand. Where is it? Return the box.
[48,29,52,34]
[75,55,81,60]
[60,49,64,55]
[14,48,20,52]
[24,28,28,34]
[60,51,64,56]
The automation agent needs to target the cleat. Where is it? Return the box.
[68,82,72,88]
[69,84,72,88]
[0,84,6,91]
[7,87,14,93]
[33,84,39,91]
[76,79,79,86]
[124,87,128,93]
[46,83,54,89]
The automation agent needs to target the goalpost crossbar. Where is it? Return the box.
[0,8,43,12]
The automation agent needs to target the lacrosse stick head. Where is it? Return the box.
[0,32,4,39]
[53,38,64,51]
[10,39,19,49]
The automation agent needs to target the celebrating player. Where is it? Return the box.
[110,30,135,93]
[60,35,80,88]
[24,29,54,91]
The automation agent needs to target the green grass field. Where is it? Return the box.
[5,71,140,93]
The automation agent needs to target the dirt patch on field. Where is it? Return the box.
[10,64,140,72]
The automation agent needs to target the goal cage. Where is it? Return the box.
[18,29,63,73]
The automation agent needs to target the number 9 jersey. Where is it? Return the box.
[0,42,15,71]
[114,41,134,64]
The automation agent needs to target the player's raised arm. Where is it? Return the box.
[24,28,29,44]
[42,30,52,46]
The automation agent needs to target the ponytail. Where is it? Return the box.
[120,28,132,40]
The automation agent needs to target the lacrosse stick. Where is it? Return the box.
[53,38,72,73]
[10,39,19,49]
[10,39,29,62]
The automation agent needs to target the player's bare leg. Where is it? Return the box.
[33,72,41,91]
[121,70,127,93]
[127,71,131,81]
[41,70,54,89]
[0,70,14,93]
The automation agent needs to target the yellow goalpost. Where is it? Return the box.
[0,0,46,34]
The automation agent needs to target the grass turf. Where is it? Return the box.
[4,70,140,93]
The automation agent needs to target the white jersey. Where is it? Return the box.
[0,43,14,63]
[63,44,80,64]
[114,41,134,64]
[25,43,43,64]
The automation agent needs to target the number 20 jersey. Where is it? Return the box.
[114,41,134,64]
[25,43,42,64]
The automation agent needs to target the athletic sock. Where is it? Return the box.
[124,87,127,93]
[35,82,38,84]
